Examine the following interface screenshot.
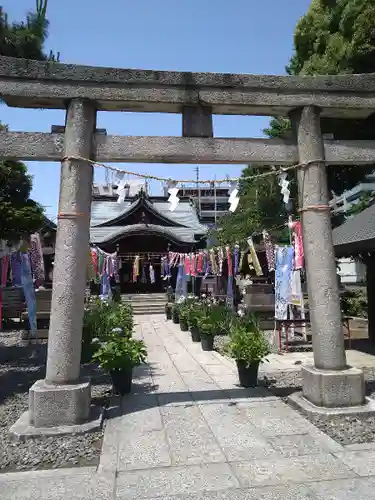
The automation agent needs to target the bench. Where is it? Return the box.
[1,287,25,326]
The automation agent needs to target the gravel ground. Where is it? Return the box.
[0,330,112,473]
[264,367,375,446]
[214,334,375,446]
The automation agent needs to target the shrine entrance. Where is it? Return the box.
[2,54,375,431]
[100,233,193,294]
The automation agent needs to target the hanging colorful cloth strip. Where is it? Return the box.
[275,245,294,320]
[11,252,22,286]
[141,263,147,283]
[91,248,99,279]
[262,230,275,272]
[239,251,245,274]
[98,251,104,279]
[161,256,168,280]
[247,237,263,276]
[203,251,208,276]
[184,254,191,276]
[100,270,112,299]
[132,255,140,283]
[29,233,45,284]
[149,264,155,284]
[196,252,203,274]
[226,246,233,277]
[166,255,171,279]
[20,253,37,337]
[217,247,224,276]
[234,245,240,276]
[0,255,9,329]
[288,220,304,270]
[175,263,184,302]
[226,246,234,306]
[111,254,119,282]
[191,253,197,277]
[209,249,218,275]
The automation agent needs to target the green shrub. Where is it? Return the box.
[92,336,147,372]
[340,289,367,318]
[81,298,134,362]
[226,323,270,367]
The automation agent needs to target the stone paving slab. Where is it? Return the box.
[0,467,114,500]
[231,453,356,488]
[334,449,375,476]
[5,315,375,499]
[115,463,240,499]
[260,349,375,373]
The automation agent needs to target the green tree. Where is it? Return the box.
[211,165,291,248]
[346,192,375,216]
[271,0,375,194]
[0,1,57,243]
[215,0,375,246]
[0,153,45,243]
[0,0,58,60]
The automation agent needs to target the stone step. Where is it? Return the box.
[131,304,165,313]
[122,295,166,303]
[133,310,164,315]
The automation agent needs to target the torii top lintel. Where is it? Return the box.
[0,56,374,118]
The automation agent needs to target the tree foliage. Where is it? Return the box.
[211,166,291,248]
[0,0,58,60]
[346,192,375,216]
[0,1,57,243]
[275,0,375,196]
[0,158,45,242]
[215,0,375,247]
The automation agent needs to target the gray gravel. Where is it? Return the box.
[263,367,375,446]
[215,333,375,446]
[0,330,111,473]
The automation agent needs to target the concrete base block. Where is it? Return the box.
[288,392,375,420]
[29,378,92,428]
[301,365,365,408]
[10,406,103,441]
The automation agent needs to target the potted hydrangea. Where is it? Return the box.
[199,318,216,351]
[227,314,270,387]
[92,336,147,395]
[165,303,172,320]
[177,301,190,331]
[187,304,202,342]
[172,304,180,324]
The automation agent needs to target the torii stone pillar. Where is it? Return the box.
[291,106,365,408]
[28,99,96,429]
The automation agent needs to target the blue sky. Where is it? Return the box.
[2,0,311,220]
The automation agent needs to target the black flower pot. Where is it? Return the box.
[236,360,260,388]
[166,309,172,320]
[201,334,214,351]
[190,327,201,342]
[110,367,133,395]
[180,320,188,331]
[172,313,180,324]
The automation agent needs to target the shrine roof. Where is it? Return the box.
[333,203,375,256]
[90,224,206,245]
[90,196,206,231]
[90,195,207,244]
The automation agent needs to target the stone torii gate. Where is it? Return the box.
[2,56,375,435]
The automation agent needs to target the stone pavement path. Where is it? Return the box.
[3,315,375,499]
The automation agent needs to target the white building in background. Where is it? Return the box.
[163,183,231,225]
[330,172,375,285]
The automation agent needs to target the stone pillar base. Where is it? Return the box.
[301,365,365,408]
[29,378,91,427]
